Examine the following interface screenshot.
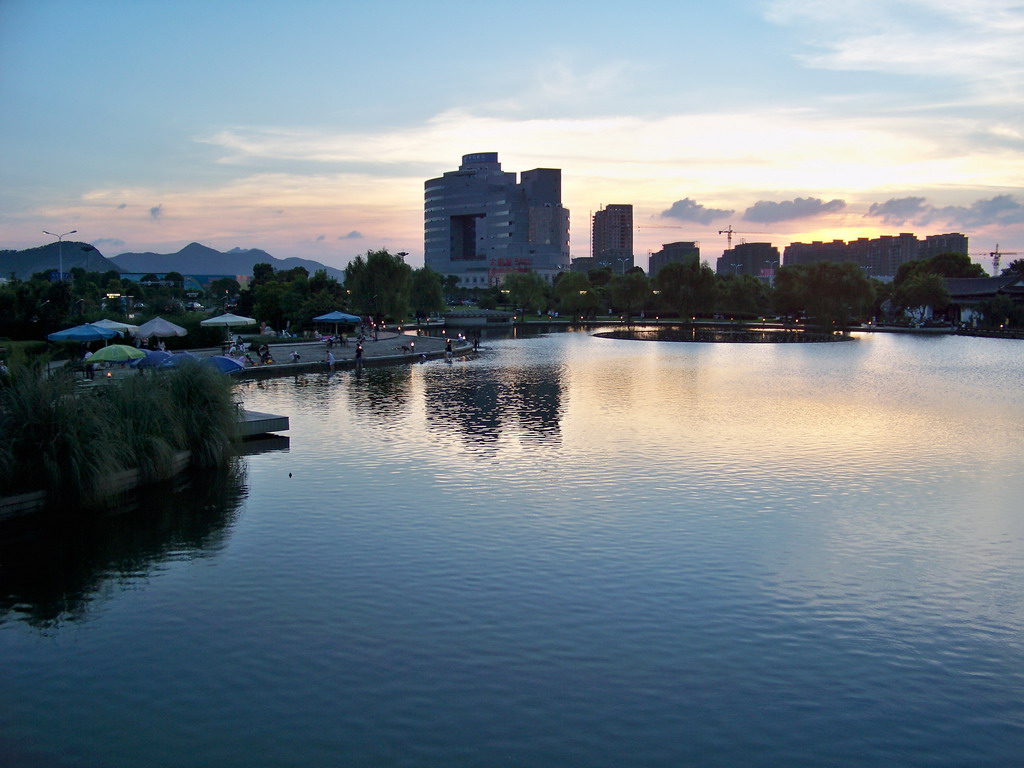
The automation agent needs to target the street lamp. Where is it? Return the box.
[731,262,742,275]
[43,229,77,281]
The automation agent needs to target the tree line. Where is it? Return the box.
[3,249,1018,342]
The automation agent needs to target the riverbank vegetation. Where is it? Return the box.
[0,361,239,509]
[2,250,1020,354]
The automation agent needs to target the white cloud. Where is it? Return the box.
[764,0,1024,93]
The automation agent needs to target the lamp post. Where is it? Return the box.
[43,229,77,282]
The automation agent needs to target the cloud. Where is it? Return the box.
[743,197,845,223]
[660,198,733,225]
[866,194,1024,228]
[149,204,163,221]
[763,0,1024,101]
[866,197,931,225]
[339,230,363,240]
[93,238,126,250]
[117,203,127,210]
[315,234,326,242]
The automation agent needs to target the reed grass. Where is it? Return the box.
[160,360,240,467]
[0,364,121,506]
[0,359,241,508]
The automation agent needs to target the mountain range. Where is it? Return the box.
[0,241,346,282]
[111,242,346,281]
[0,241,121,280]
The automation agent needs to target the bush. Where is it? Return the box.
[0,364,120,505]
[0,360,240,507]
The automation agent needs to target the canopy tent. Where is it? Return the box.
[135,317,187,338]
[91,318,139,336]
[87,344,146,364]
[313,311,361,337]
[47,323,119,342]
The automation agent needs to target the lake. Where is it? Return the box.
[2,328,1023,767]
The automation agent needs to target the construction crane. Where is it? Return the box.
[717,225,769,250]
[970,245,1021,276]
[989,245,1020,276]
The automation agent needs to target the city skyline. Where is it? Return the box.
[2,0,1022,272]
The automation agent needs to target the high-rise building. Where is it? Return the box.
[649,242,700,277]
[716,242,781,280]
[783,233,968,280]
[592,204,634,273]
[424,153,570,287]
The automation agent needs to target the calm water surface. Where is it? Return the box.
[2,329,1023,767]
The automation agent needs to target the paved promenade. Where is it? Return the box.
[191,330,475,375]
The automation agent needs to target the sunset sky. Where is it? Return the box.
[2,0,1022,272]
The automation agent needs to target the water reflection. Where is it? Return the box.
[345,366,415,424]
[0,462,248,629]
[424,356,564,447]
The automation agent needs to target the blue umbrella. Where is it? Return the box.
[160,351,199,368]
[204,355,245,373]
[313,311,361,337]
[47,323,118,342]
[130,350,172,368]
[313,311,361,324]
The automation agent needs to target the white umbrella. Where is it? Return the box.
[92,318,139,336]
[135,317,188,338]
[201,312,258,340]
[201,312,257,327]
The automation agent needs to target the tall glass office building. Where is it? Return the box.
[424,153,570,287]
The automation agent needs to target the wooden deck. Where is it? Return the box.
[239,410,290,437]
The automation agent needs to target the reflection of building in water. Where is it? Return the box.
[344,367,415,426]
[424,364,563,446]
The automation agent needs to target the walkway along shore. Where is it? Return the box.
[202,331,476,378]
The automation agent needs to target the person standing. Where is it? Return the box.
[445,338,452,361]
[326,350,335,370]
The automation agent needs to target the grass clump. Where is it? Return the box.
[0,360,241,508]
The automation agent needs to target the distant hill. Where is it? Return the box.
[110,242,346,281]
[0,241,121,280]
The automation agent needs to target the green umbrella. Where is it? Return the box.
[87,344,147,363]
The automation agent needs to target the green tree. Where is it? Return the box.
[251,263,275,287]
[654,262,719,318]
[609,271,650,317]
[718,274,769,317]
[894,252,985,288]
[209,277,242,299]
[410,267,446,319]
[805,261,874,328]
[1001,258,1024,276]
[307,269,344,301]
[553,272,600,318]
[344,249,413,322]
[587,266,614,288]
[503,271,549,314]
[893,273,951,323]
[773,262,872,327]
